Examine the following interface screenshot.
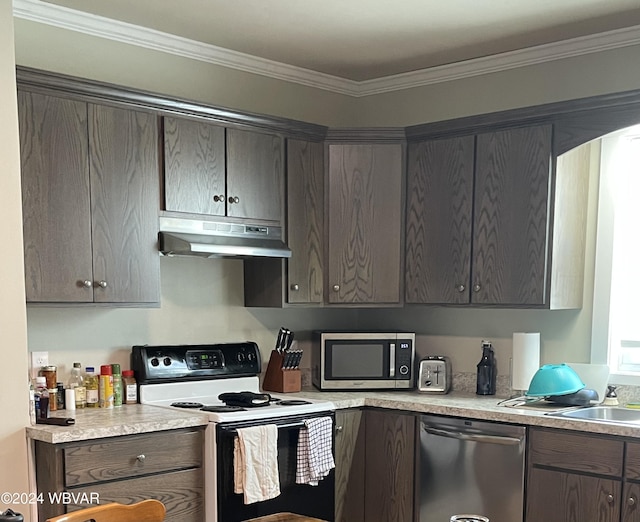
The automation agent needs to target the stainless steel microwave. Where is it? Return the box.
[311,331,416,390]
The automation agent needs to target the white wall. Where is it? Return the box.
[0,1,31,519]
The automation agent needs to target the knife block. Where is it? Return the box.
[262,350,301,393]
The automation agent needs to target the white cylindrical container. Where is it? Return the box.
[512,332,541,392]
[65,388,76,412]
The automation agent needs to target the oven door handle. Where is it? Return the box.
[219,420,307,434]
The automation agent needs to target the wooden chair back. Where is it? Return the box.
[45,499,166,522]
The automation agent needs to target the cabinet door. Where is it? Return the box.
[287,139,324,304]
[163,116,226,216]
[405,136,474,304]
[328,143,403,304]
[88,104,160,304]
[335,409,365,522]
[473,125,552,305]
[227,128,283,222]
[623,482,640,522]
[364,409,415,522]
[18,91,93,302]
[526,467,620,522]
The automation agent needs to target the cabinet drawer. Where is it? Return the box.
[67,468,203,522]
[64,428,203,486]
[529,428,623,477]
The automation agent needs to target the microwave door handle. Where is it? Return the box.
[389,343,395,377]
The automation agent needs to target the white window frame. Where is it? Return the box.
[591,125,640,385]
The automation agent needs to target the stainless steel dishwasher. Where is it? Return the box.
[418,415,526,522]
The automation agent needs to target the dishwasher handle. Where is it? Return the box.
[422,424,523,446]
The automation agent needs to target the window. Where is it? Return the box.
[591,125,640,384]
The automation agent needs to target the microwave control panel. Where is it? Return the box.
[395,340,413,378]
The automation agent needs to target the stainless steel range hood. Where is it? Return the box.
[159,217,291,259]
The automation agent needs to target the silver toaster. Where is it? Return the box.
[417,356,452,393]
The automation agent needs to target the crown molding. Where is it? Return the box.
[13,0,640,98]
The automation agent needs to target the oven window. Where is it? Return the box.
[328,342,385,378]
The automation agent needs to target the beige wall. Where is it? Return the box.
[1,1,31,519]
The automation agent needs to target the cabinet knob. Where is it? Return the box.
[290,284,300,291]
[607,493,614,504]
[136,454,146,462]
[213,194,225,202]
[95,280,108,289]
[629,496,636,506]
[81,280,93,288]
[456,284,465,293]
[332,284,340,292]
[228,196,240,204]
[335,425,343,433]
[473,283,481,293]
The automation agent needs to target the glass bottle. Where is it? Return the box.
[28,376,36,426]
[69,362,86,409]
[85,367,99,408]
[34,376,49,419]
[476,340,497,395]
[122,370,137,405]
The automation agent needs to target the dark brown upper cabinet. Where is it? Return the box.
[243,137,324,307]
[164,117,284,224]
[19,91,161,305]
[327,141,404,305]
[406,123,589,308]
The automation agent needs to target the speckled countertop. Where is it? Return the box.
[25,404,209,444]
[294,388,640,438]
[26,390,640,444]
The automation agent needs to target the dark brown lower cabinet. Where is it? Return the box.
[526,427,638,522]
[335,408,416,522]
[35,427,204,522]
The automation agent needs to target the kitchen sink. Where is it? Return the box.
[548,406,640,424]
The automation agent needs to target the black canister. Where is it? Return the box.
[476,340,497,395]
[0,509,24,521]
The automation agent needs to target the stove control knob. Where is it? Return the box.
[247,352,255,361]
[150,358,160,367]
[237,353,246,362]
[163,357,172,366]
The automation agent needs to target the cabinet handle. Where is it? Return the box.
[332,284,340,292]
[473,283,481,293]
[228,196,240,204]
[607,493,614,504]
[95,280,108,289]
[136,454,146,462]
[290,284,300,291]
[456,284,465,293]
[81,280,93,288]
[629,496,637,506]
[213,194,225,202]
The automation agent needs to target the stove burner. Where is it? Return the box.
[278,399,312,406]
[200,405,246,412]
[171,401,204,409]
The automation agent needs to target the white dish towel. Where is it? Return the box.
[234,424,280,504]
[296,416,335,486]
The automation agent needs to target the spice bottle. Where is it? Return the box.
[68,362,86,409]
[476,340,497,396]
[34,376,49,419]
[111,364,123,407]
[85,367,99,408]
[99,365,114,409]
[122,370,137,404]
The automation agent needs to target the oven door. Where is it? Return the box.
[215,412,335,522]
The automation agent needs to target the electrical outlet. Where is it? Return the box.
[31,351,49,370]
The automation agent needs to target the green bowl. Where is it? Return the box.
[526,363,585,397]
